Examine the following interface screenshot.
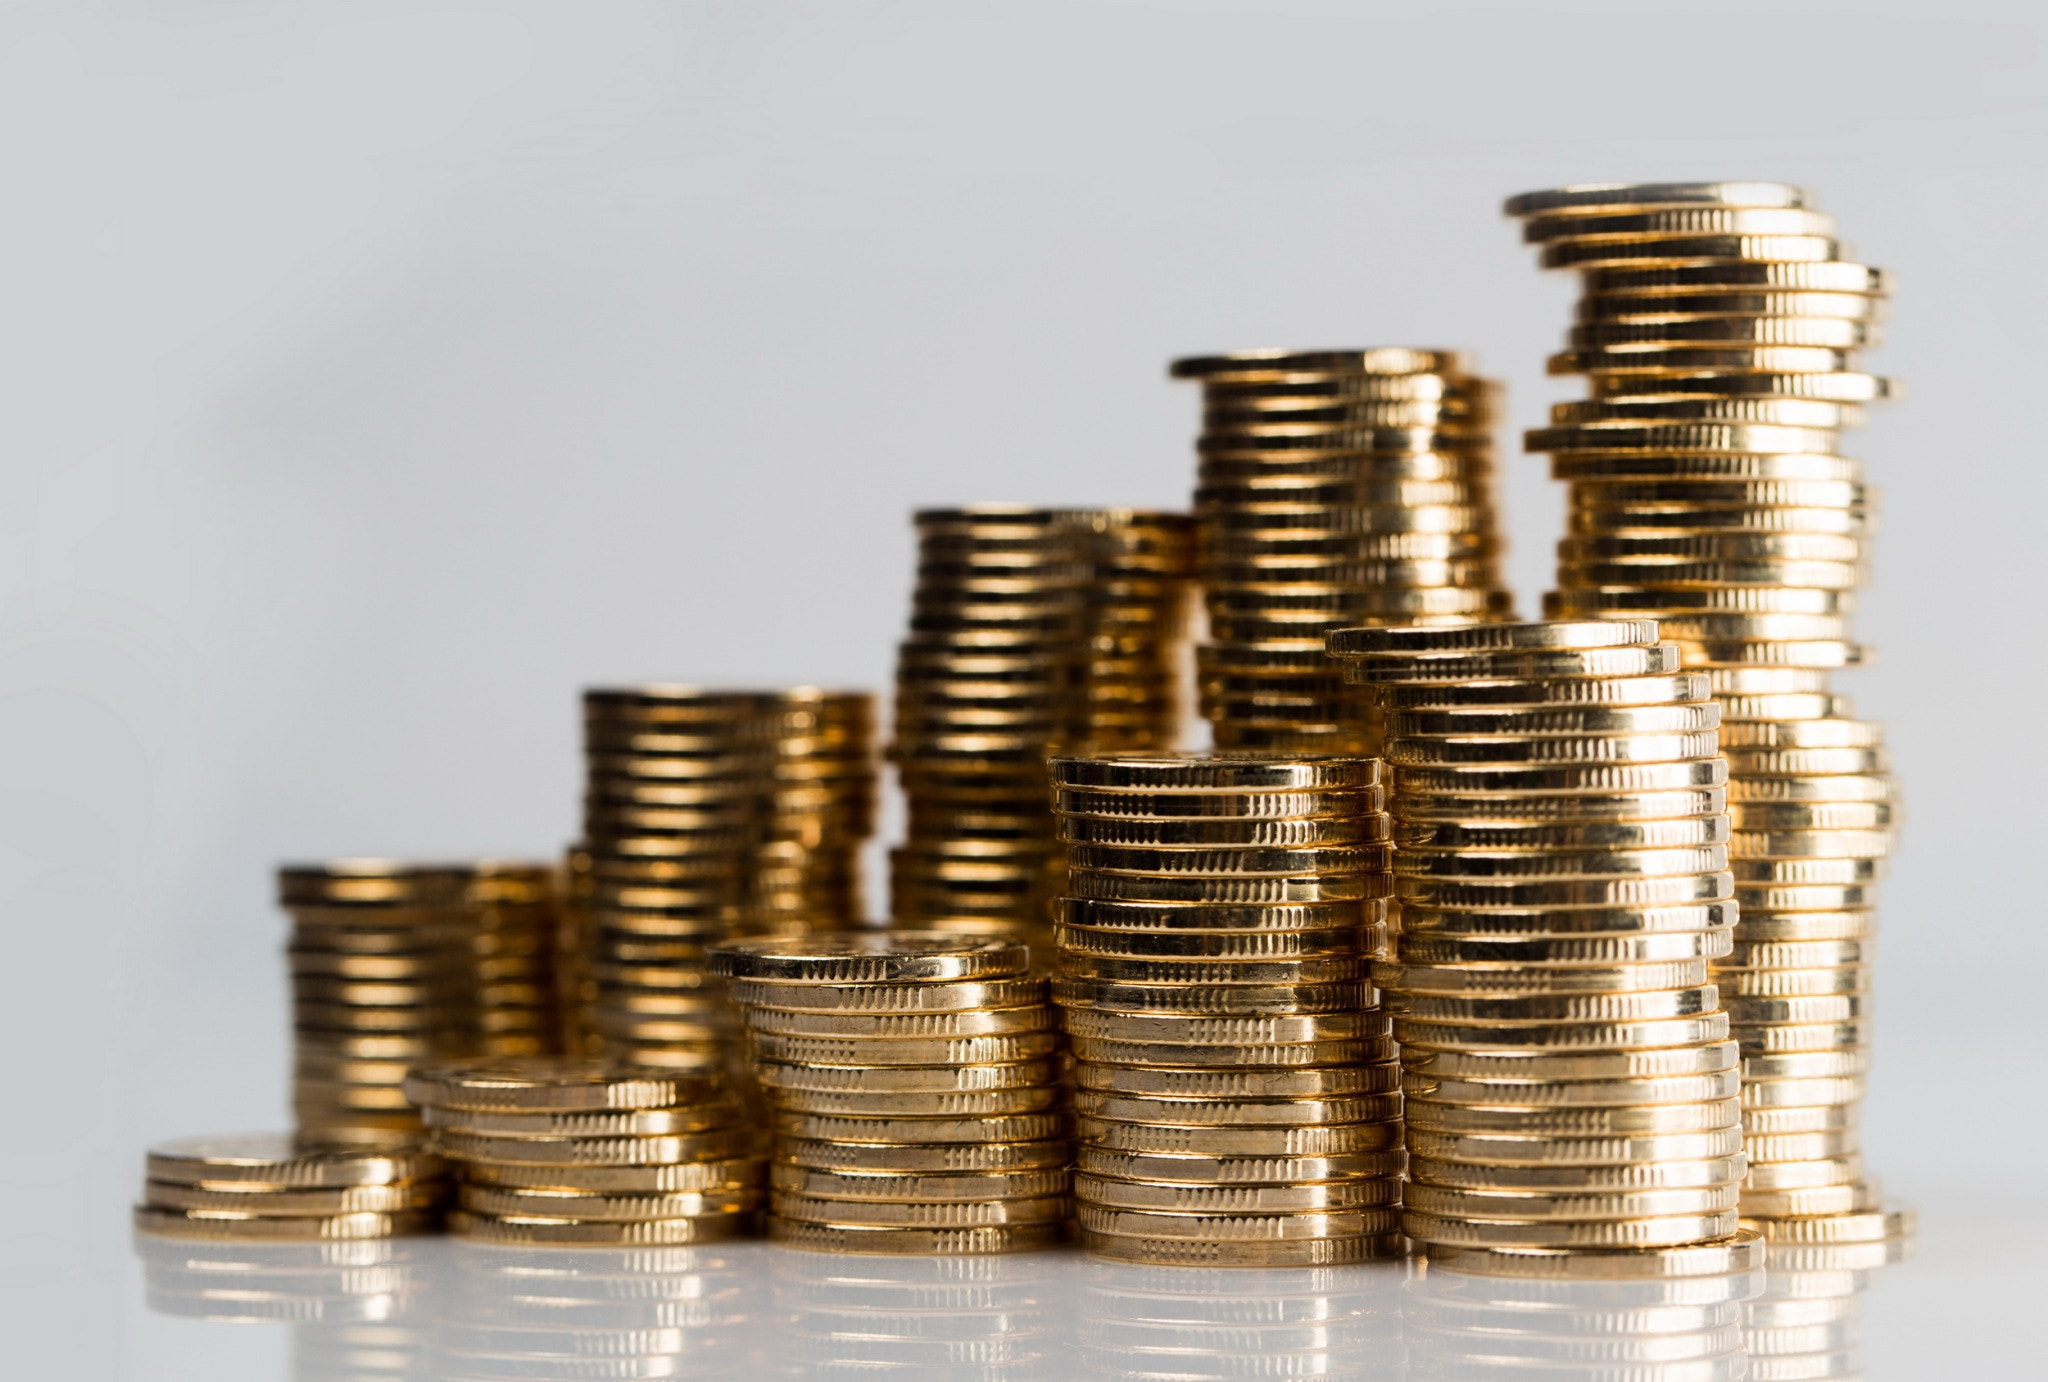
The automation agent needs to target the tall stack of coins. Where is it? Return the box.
[283,861,560,1142]
[134,1135,446,1243]
[1327,621,1760,1274]
[890,507,1194,946]
[1047,754,1403,1267]
[1173,348,1515,756]
[569,687,876,1075]
[406,1057,761,1246]
[711,933,1073,1255]
[1506,182,1901,1239]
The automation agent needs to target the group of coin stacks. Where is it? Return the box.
[711,933,1074,1254]
[135,1134,447,1244]
[403,1057,763,1245]
[565,687,876,1076]
[283,861,560,1142]
[1173,348,1516,756]
[1327,620,1766,1275]
[1046,754,1404,1267]
[890,507,1194,947]
[1507,181,1903,1242]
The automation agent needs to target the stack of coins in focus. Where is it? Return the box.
[771,1253,1066,1374]
[1047,754,1404,1267]
[711,933,1073,1254]
[282,861,560,1142]
[406,1057,762,1246]
[567,687,876,1075]
[1077,1263,1405,1378]
[1173,348,1515,755]
[134,1135,446,1243]
[1327,621,1760,1273]
[1506,182,1902,1240]
[890,507,1194,947]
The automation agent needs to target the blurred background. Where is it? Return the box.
[3,1,2041,1373]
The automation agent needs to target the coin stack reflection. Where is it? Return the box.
[1174,348,1515,756]
[406,1057,762,1246]
[1048,755,1403,1267]
[1744,1236,1908,1380]
[713,933,1073,1254]
[570,687,876,1076]
[283,862,561,1144]
[134,1135,446,1245]
[890,507,1194,948]
[1328,621,1759,1273]
[1507,182,1902,1240]
[771,1252,1065,1375]
[1077,1263,1406,1379]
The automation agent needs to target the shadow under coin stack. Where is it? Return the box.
[1048,754,1404,1267]
[1174,348,1515,756]
[711,933,1073,1254]
[134,1134,446,1245]
[569,688,877,1076]
[1506,182,1904,1245]
[283,862,561,1143]
[406,1056,761,1246]
[1327,621,1764,1276]
[890,508,1195,948]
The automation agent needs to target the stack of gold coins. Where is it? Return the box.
[405,1056,762,1246]
[1743,1233,1911,1379]
[1047,754,1403,1267]
[711,933,1073,1254]
[890,507,1194,946]
[1077,1263,1406,1378]
[134,1135,445,1243]
[1506,182,1902,1241]
[1173,348,1515,756]
[569,688,876,1075]
[771,1253,1066,1373]
[1327,620,1761,1274]
[282,861,561,1142]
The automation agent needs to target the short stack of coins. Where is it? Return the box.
[283,861,560,1142]
[890,507,1194,947]
[711,933,1073,1255]
[134,1134,446,1244]
[1173,348,1515,756]
[569,687,876,1075]
[1327,620,1762,1274]
[1506,182,1902,1241]
[405,1056,762,1246]
[1047,754,1404,1267]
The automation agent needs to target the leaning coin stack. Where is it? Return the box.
[1506,182,1901,1238]
[711,933,1073,1255]
[890,507,1193,947]
[134,1134,446,1243]
[1048,754,1404,1267]
[405,1056,762,1246]
[569,687,876,1075]
[1327,620,1762,1274]
[1173,348,1515,756]
[283,861,560,1142]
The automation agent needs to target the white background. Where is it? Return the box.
[2,2,2042,1374]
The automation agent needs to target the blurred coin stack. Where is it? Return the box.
[1077,1262,1406,1379]
[282,861,560,1142]
[1507,182,1902,1239]
[569,687,876,1075]
[772,1253,1066,1375]
[134,1134,446,1245]
[712,933,1073,1254]
[1047,754,1404,1267]
[1328,621,1761,1273]
[1743,1234,1910,1380]
[1173,348,1515,755]
[406,1056,762,1246]
[890,507,1194,946]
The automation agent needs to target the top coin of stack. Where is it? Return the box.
[1048,754,1404,1268]
[568,687,876,1076]
[1174,349,1516,756]
[282,861,561,1143]
[1506,182,1903,1239]
[134,1134,447,1242]
[890,508,1194,948]
[711,932,1073,1256]
[1328,620,1762,1277]
[406,1056,763,1246]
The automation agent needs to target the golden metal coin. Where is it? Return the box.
[740,1006,1057,1039]
[754,1059,1059,1094]
[765,1218,1066,1255]
[1738,1180,1883,1219]
[1058,814,1385,847]
[1069,1036,1394,1069]
[1387,986,1721,1024]
[422,1104,734,1138]
[141,1181,443,1215]
[1406,1070,1740,1109]
[773,1111,1070,1145]
[1378,959,1709,995]
[447,1210,747,1245]
[772,1192,1068,1228]
[144,1135,440,1189]
[1074,1063,1398,1099]
[1076,1174,1398,1214]
[1052,786,1384,820]
[1404,1100,1738,1138]
[1078,1228,1404,1266]
[1075,1145,1402,1186]
[1406,1127,1745,1165]
[728,976,1045,1013]
[746,1032,1060,1066]
[1405,1183,1740,1222]
[1054,976,1376,1015]
[1066,872,1383,904]
[1055,898,1377,933]
[459,1157,762,1193]
[1408,1154,1746,1194]
[1401,1043,1736,1082]
[763,1086,1062,1118]
[431,1128,755,1166]
[776,1136,1071,1175]
[769,1164,1069,1202]
[132,1206,436,1240]
[1081,1120,1400,1158]
[1078,1204,1400,1242]
[1059,954,1371,986]
[1739,1208,1913,1244]
[1419,1227,1764,1278]
[1404,1208,1740,1249]
[456,1185,755,1221]
[1048,755,1378,791]
[708,932,1029,984]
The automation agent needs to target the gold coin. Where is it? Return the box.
[457,1184,755,1221]
[1405,1101,1737,1138]
[1742,1156,1864,1192]
[1397,873,1733,910]
[1738,1180,1883,1219]
[132,1206,436,1240]
[1057,923,1380,963]
[1404,1183,1739,1222]
[769,1165,1069,1203]
[1171,347,1473,378]
[1406,1070,1739,1109]
[1053,786,1385,821]
[1080,1120,1400,1158]
[1577,290,1886,323]
[1379,959,1709,996]
[1077,1204,1400,1242]
[1075,1146,1402,1186]
[754,1059,1059,1094]
[422,1104,734,1138]
[459,1157,761,1193]
[727,976,1045,1013]
[772,1192,1068,1228]
[1404,1208,1739,1249]
[1408,1154,1746,1194]
[144,1135,440,1189]
[1069,1036,1394,1069]
[1076,1174,1398,1214]
[1394,1014,1729,1052]
[1073,1063,1398,1099]
[1053,976,1375,1015]
[1049,756,1378,792]
[739,1006,1056,1039]
[762,1086,1062,1118]
[1505,183,1809,214]
[141,1181,443,1215]
[1406,1127,1745,1165]
[1386,987,1721,1024]
[1740,1050,1867,1080]
[1059,1007,1386,1044]
[1397,932,1728,966]
[1055,898,1378,933]
[772,1111,1070,1145]
[1078,1228,1404,1266]
[1389,759,1727,796]
[1058,815,1386,848]
[708,932,1029,984]
[1396,818,1727,854]
[1400,1043,1736,1082]
[746,1032,1060,1066]
[431,1128,756,1166]
[1059,954,1371,986]
[1733,1021,1867,1056]
[1419,1228,1764,1279]
[776,1136,1072,1174]
[1740,1130,1861,1162]
[1739,1208,1912,1244]
[1076,1091,1401,1127]
[1065,843,1390,877]
[1065,872,1385,905]
[765,1218,1065,1255]
[1539,235,1844,271]
[1330,621,1657,656]
[447,1210,747,1245]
